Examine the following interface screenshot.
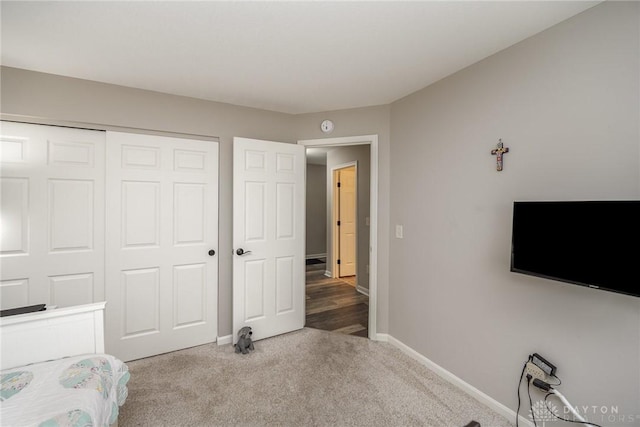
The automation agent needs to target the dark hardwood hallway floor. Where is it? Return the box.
[305,259,369,338]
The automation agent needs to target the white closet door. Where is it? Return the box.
[105,132,218,362]
[0,121,105,310]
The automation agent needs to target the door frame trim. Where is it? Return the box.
[297,135,378,340]
[0,114,219,142]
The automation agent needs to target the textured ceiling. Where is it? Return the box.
[1,1,600,114]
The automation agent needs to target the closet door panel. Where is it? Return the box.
[106,131,218,362]
[0,121,105,309]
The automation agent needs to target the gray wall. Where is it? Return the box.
[326,145,371,291]
[389,1,639,421]
[0,66,392,336]
[305,163,327,257]
[0,66,297,338]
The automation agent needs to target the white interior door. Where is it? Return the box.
[0,121,105,310]
[106,132,218,361]
[233,137,305,342]
[338,167,356,277]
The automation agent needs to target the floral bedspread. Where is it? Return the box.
[0,354,129,427]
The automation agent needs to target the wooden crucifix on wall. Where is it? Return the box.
[491,139,509,171]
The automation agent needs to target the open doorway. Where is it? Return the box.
[301,138,375,338]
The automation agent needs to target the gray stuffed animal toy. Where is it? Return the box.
[234,326,255,354]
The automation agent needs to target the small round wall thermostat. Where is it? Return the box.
[320,119,334,133]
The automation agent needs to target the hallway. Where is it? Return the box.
[305,259,369,338]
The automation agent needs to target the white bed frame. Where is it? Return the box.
[0,301,106,371]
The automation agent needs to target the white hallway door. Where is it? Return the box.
[106,132,218,361]
[233,137,305,342]
[0,121,105,310]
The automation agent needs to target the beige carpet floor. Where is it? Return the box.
[118,328,513,427]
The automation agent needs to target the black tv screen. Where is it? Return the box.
[511,201,640,297]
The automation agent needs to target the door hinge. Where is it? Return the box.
[337,220,341,226]
[337,259,341,265]
[337,182,341,188]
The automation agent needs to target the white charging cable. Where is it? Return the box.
[549,389,588,424]
[531,374,602,427]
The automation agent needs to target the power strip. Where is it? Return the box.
[524,361,547,382]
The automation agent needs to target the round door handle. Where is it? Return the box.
[208,249,216,256]
[236,248,252,256]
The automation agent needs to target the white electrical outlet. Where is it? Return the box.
[524,361,547,382]
[395,224,404,239]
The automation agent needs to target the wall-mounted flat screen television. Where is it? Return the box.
[510,200,640,297]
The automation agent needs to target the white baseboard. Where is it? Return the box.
[385,335,532,427]
[356,285,369,296]
[324,270,332,278]
[305,253,326,260]
[374,333,389,342]
[216,334,232,345]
